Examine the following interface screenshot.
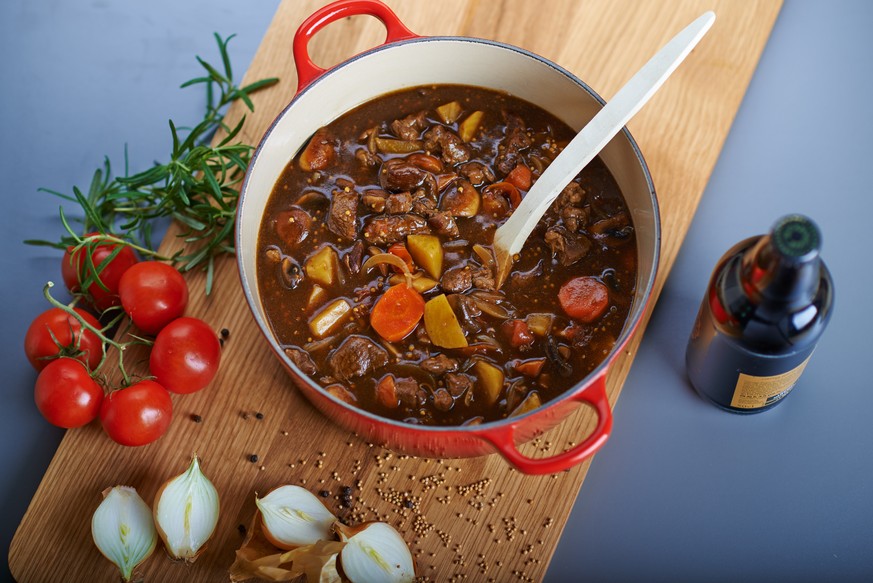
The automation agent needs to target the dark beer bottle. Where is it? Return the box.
[685,214,834,413]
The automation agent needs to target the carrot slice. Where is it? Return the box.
[502,319,535,348]
[558,276,609,323]
[387,243,415,272]
[370,283,425,342]
[375,375,399,409]
[505,163,532,191]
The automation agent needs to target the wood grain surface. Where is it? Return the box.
[9,1,781,581]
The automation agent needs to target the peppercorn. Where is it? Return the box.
[248,454,259,463]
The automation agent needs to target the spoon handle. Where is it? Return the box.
[493,11,716,266]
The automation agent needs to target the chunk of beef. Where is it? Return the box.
[362,189,387,213]
[496,111,532,175]
[380,158,428,192]
[432,387,454,412]
[395,377,427,407]
[284,346,317,376]
[458,161,496,186]
[441,265,472,293]
[391,111,427,141]
[386,192,414,214]
[555,181,585,211]
[423,125,472,166]
[471,265,496,291]
[327,189,358,240]
[412,197,438,218]
[328,335,389,381]
[444,372,473,398]
[363,214,430,245]
[544,225,592,266]
[561,205,591,232]
[414,173,439,199]
[428,211,460,238]
[420,354,458,375]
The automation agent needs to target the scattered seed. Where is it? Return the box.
[238,524,247,536]
[221,328,230,338]
[319,490,330,498]
[255,412,264,420]
[248,454,259,463]
[190,414,202,423]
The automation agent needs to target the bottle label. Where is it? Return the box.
[729,354,812,409]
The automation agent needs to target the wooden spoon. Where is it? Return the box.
[492,11,716,288]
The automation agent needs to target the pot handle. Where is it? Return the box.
[293,0,419,93]
[479,374,613,475]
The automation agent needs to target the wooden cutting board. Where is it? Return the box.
[9,0,781,581]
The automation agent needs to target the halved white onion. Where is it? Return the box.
[255,485,337,549]
[91,486,157,582]
[153,455,220,562]
[337,522,415,583]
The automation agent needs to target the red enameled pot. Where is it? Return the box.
[237,0,660,474]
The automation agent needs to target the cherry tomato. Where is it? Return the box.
[34,358,104,428]
[100,380,173,446]
[149,317,221,394]
[118,261,189,334]
[61,234,138,312]
[24,307,103,372]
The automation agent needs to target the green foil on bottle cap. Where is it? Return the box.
[772,214,820,260]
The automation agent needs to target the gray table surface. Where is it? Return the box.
[2,1,871,581]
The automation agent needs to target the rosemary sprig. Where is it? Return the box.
[26,33,278,295]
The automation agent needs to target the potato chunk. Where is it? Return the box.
[406,234,443,279]
[423,294,468,349]
[308,298,352,339]
[509,391,542,417]
[473,360,504,406]
[436,101,463,124]
[459,111,484,142]
[304,245,340,287]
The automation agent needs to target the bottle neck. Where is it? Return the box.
[740,234,821,312]
[712,215,831,351]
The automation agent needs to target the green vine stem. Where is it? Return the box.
[42,282,152,387]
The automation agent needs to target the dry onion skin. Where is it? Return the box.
[153,455,220,562]
[229,507,345,583]
[255,485,337,549]
[336,522,415,583]
[91,486,157,582]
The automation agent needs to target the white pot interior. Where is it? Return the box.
[238,37,659,369]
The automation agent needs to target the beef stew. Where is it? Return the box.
[256,85,636,426]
